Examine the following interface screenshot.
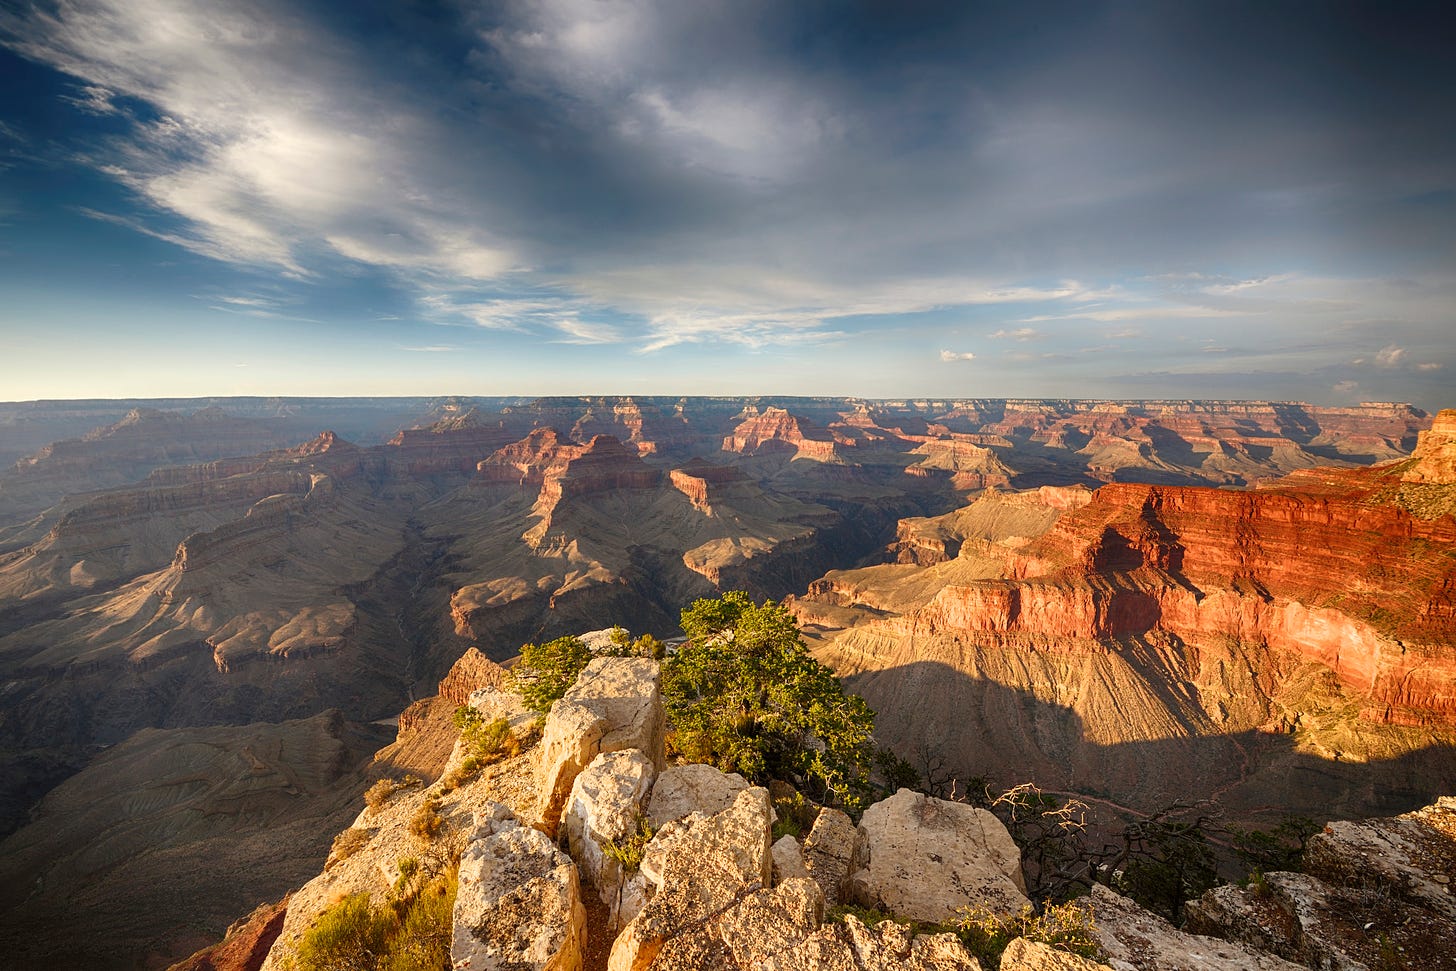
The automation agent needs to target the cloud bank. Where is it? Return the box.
[0,0,1452,403]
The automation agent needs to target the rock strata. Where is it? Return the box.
[1402,408,1456,484]
[439,647,510,707]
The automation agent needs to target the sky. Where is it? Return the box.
[0,1,1453,407]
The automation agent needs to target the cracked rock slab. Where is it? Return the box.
[452,805,586,971]
[536,657,664,838]
[848,788,1029,923]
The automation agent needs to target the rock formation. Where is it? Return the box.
[1185,797,1456,970]
[565,749,656,929]
[184,643,1453,971]
[1088,883,1305,971]
[536,657,665,838]
[795,447,1456,822]
[452,804,587,971]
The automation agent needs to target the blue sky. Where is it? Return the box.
[1,1,1453,407]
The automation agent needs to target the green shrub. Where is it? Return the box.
[664,593,877,813]
[392,857,419,897]
[381,870,457,971]
[452,708,520,763]
[956,900,1102,970]
[509,635,593,712]
[826,904,908,928]
[293,894,394,971]
[1114,818,1218,921]
[293,864,459,971]
[1229,815,1320,874]
[605,625,667,659]
[771,789,816,841]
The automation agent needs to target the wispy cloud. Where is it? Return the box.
[7,0,517,281]
[60,84,117,115]
[2,1,1452,404]
[551,318,622,344]
[987,327,1040,341]
[1375,344,1407,368]
[939,349,976,362]
[1022,305,1248,323]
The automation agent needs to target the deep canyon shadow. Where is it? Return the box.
[847,660,1456,827]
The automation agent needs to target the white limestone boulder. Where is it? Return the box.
[848,788,1029,923]
[1000,937,1104,971]
[762,913,983,971]
[609,786,774,971]
[772,834,809,885]
[563,748,655,931]
[536,657,664,837]
[802,806,858,905]
[645,762,748,828]
[452,805,586,971]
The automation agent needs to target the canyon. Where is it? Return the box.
[793,409,1456,825]
[0,395,1448,969]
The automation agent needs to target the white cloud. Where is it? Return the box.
[939,349,976,362]
[1375,344,1407,368]
[1199,273,1297,295]
[483,0,839,181]
[987,327,1040,341]
[62,84,118,114]
[1417,362,1444,372]
[551,317,622,344]
[1022,305,1247,323]
[6,0,517,280]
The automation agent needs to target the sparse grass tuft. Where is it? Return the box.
[409,797,445,844]
[326,827,371,869]
[956,900,1103,970]
[602,815,655,872]
[364,775,422,812]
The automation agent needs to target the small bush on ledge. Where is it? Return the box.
[509,635,592,713]
[364,774,422,812]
